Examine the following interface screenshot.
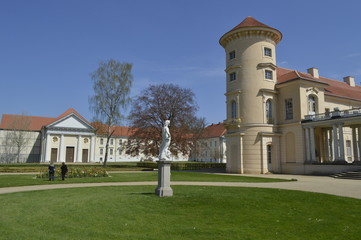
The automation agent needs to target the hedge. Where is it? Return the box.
[137,161,226,170]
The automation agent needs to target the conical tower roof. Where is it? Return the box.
[220,16,282,47]
[231,16,271,30]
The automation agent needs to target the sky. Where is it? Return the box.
[1,0,361,126]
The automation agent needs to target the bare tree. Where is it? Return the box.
[187,117,207,161]
[1,115,32,163]
[89,59,133,167]
[127,83,205,159]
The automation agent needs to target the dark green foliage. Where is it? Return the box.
[136,161,226,170]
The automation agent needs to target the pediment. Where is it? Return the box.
[48,114,94,130]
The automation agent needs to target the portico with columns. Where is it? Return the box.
[41,111,96,163]
[302,108,361,164]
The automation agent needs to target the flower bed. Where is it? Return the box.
[36,166,109,179]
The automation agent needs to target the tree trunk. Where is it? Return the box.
[17,146,20,163]
[103,137,111,168]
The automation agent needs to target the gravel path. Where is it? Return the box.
[0,174,360,199]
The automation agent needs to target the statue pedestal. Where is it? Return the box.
[155,161,173,197]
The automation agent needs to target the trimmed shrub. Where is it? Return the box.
[136,161,226,170]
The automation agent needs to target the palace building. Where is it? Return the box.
[220,16,361,174]
[0,108,162,163]
[0,108,225,163]
[1,17,361,175]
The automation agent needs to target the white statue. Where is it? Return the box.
[159,120,171,161]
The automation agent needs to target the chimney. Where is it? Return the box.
[343,76,355,87]
[307,67,319,78]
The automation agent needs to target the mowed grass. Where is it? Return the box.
[0,185,360,240]
[0,171,289,188]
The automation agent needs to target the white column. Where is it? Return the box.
[310,127,316,162]
[90,136,95,162]
[323,129,329,162]
[45,134,51,162]
[352,127,359,162]
[332,125,339,161]
[339,124,345,161]
[358,127,361,162]
[59,134,64,162]
[77,135,82,163]
[239,134,244,174]
[304,127,310,162]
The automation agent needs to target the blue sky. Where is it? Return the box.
[1,0,361,125]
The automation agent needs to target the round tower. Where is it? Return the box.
[219,16,282,174]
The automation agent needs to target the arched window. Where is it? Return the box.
[266,99,273,123]
[308,95,317,115]
[231,100,237,119]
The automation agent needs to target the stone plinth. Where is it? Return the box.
[155,161,173,197]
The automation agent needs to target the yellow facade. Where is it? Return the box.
[220,17,361,174]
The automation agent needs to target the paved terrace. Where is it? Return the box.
[0,173,360,199]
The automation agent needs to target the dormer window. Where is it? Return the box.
[229,50,236,60]
[264,47,272,57]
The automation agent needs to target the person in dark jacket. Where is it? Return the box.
[48,163,55,181]
[61,162,68,180]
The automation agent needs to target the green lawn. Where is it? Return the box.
[0,185,360,239]
[0,171,289,188]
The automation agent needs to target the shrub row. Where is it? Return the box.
[136,161,226,170]
[36,167,109,179]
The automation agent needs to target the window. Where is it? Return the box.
[100,138,104,145]
[231,100,237,119]
[265,70,273,80]
[119,148,122,155]
[267,145,272,164]
[229,50,236,60]
[264,47,272,57]
[285,99,293,120]
[266,99,273,123]
[229,72,236,81]
[110,148,113,155]
[308,95,317,115]
[346,140,352,156]
[110,139,114,145]
[100,148,103,155]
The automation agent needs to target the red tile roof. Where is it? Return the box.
[231,16,272,30]
[55,108,90,125]
[91,122,136,137]
[0,108,91,131]
[222,16,282,42]
[277,67,361,101]
[0,115,54,131]
[201,123,226,138]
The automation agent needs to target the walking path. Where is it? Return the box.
[0,173,360,199]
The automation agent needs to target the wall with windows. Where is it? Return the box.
[277,83,300,123]
[94,136,141,162]
[194,137,226,163]
[0,130,41,163]
[324,96,361,112]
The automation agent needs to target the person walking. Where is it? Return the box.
[48,163,55,181]
[61,162,68,181]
